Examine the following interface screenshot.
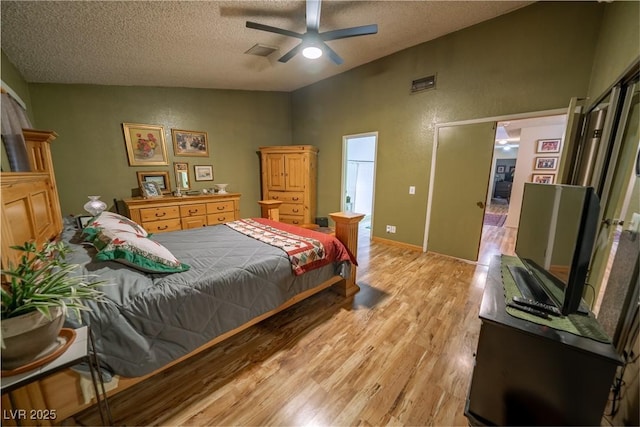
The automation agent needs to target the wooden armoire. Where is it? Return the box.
[258,145,318,226]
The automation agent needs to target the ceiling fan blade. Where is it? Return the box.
[306,0,322,31]
[246,21,304,39]
[278,44,303,63]
[320,42,343,65]
[321,24,378,41]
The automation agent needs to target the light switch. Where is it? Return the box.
[409,186,416,195]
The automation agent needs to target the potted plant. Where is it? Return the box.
[1,240,104,369]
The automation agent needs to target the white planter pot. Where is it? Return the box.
[1,307,65,370]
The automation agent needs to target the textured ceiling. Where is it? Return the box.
[1,1,533,92]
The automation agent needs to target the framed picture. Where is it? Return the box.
[534,157,558,170]
[174,162,191,190]
[172,129,209,157]
[122,123,169,166]
[75,215,93,229]
[137,171,171,194]
[531,173,555,184]
[140,181,163,198]
[496,165,505,173]
[536,139,561,153]
[194,165,214,181]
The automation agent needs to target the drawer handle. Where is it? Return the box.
[189,209,198,214]
[157,225,168,230]
[218,216,226,221]
[155,212,166,217]
[216,206,225,210]
[292,197,299,201]
[293,208,299,213]
[292,220,299,224]
[271,196,279,200]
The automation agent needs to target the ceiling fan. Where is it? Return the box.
[245,0,378,65]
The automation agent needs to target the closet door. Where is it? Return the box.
[428,122,496,261]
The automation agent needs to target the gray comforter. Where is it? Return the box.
[63,223,347,377]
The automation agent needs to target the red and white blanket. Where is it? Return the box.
[225,218,355,275]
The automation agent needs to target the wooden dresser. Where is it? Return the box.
[123,193,240,233]
[258,145,317,226]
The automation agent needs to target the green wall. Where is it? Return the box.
[291,1,604,246]
[587,1,640,103]
[1,50,32,117]
[27,84,291,217]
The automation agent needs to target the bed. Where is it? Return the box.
[1,129,363,421]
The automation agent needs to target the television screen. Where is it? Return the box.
[515,183,600,315]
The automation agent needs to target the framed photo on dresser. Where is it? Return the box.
[137,171,171,194]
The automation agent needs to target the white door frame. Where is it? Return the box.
[342,131,378,232]
[423,108,567,252]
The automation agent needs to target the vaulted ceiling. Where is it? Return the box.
[1,1,533,92]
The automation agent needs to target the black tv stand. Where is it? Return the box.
[465,256,622,426]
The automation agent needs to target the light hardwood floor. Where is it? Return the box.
[72,219,516,426]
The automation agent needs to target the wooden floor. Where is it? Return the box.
[71,214,516,426]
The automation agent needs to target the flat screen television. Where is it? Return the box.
[512,183,600,316]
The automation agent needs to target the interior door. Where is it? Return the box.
[428,122,496,261]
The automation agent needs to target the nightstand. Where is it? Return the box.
[1,326,112,426]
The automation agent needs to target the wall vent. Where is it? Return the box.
[410,75,436,94]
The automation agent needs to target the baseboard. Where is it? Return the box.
[371,236,422,252]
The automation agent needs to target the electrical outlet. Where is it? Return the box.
[390,225,396,233]
[409,186,415,195]
[386,225,392,233]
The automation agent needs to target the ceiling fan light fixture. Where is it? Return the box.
[302,46,323,59]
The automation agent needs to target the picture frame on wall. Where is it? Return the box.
[531,173,555,184]
[534,157,558,170]
[122,123,169,166]
[137,171,171,194]
[140,181,163,198]
[536,139,561,153]
[172,129,209,157]
[194,165,214,181]
[496,165,505,173]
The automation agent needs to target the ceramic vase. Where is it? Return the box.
[84,195,107,216]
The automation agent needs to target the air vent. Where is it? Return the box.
[410,75,436,94]
[245,44,278,57]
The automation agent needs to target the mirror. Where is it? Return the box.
[174,162,191,190]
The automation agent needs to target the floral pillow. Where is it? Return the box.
[91,228,189,273]
[83,211,148,242]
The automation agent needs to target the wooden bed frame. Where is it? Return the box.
[0,129,364,423]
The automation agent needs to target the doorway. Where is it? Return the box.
[425,109,569,263]
[342,132,377,238]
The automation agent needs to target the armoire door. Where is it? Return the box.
[284,153,307,191]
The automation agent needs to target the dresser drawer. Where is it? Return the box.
[280,203,305,216]
[280,215,305,226]
[182,216,206,229]
[140,206,180,222]
[207,213,235,225]
[180,203,207,217]
[142,218,182,233]
[267,191,304,203]
[206,201,234,214]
